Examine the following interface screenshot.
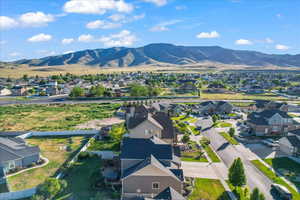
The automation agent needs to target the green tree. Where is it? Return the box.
[181,133,190,143]
[212,114,219,124]
[229,128,235,137]
[250,188,265,200]
[89,85,106,97]
[32,178,67,200]
[70,87,85,97]
[229,158,247,188]
[130,84,149,97]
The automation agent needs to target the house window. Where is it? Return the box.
[145,129,149,135]
[152,182,160,189]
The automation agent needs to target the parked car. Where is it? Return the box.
[262,140,279,147]
[271,184,292,200]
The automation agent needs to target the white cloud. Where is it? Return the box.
[265,38,274,44]
[275,44,289,50]
[0,16,18,30]
[99,30,137,47]
[196,31,220,39]
[27,33,52,42]
[276,14,282,19]
[140,0,167,6]
[150,20,181,32]
[63,0,133,15]
[78,34,94,42]
[19,12,54,27]
[9,52,21,57]
[235,39,252,45]
[86,20,121,29]
[0,40,7,45]
[175,5,187,10]
[109,14,125,22]
[62,38,75,44]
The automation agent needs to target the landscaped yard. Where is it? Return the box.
[188,178,230,200]
[219,132,239,145]
[251,160,300,200]
[87,123,126,152]
[0,103,120,131]
[56,156,119,200]
[200,139,221,162]
[7,136,88,191]
[215,122,232,128]
[181,142,208,162]
[264,157,300,190]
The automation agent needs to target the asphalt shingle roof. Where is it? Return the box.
[120,137,173,160]
[154,187,186,200]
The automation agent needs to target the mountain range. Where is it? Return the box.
[11,43,300,67]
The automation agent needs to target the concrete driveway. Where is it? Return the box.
[182,161,228,180]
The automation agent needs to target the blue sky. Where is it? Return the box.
[0,0,299,61]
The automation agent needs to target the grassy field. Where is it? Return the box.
[201,92,288,101]
[215,122,232,128]
[219,132,239,145]
[0,103,120,131]
[7,136,88,191]
[251,160,300,200]
[56,156,118,200]
[200,139,221,162]
[264,157,300,189]
[188,178,230,200]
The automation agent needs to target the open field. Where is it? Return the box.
[251,160,300,200]
[201,92,289,101]
[0,103,120,131]
[7,136,88,191]
[188,178,230,200]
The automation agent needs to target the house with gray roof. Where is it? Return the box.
[120,137,183,200]
[278,133,300,157]
[0,137,40,174]
[247,110,300,136]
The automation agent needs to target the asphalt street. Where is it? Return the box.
[204,128,276,200]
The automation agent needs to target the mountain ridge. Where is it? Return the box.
[9,43,300,67]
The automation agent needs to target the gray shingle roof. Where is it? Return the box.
[154,187,186,200]
[248,110,291,125]
[153,112,175,140]
[120,137,173,160]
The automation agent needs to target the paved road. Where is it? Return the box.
[204,128,275,200]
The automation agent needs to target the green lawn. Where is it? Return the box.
[188,178,230,200]
[219,132,239,145]
[56,156,119,200]
[0,103,120,131]
[181,142,208,162]
[251,160,300,200]
[87,123,125,152]
[216,122,232,128]
[200,139,221,162]
[264,157,300,190]
[7,136,88,191]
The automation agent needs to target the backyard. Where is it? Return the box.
[251,160,300,200]
[56,156,119,200]
[264,157,300,189]
[7,136,88,191]
[0,103,120,131]
[188,178,230,200]
[181,141,208,162]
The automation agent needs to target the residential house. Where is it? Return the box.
[176,83,198,94]
[0,137,40,174]
[196,101,233,115]
[11,85,27,96]
[0,87,11,96]
[127,111,177,144]
[250,100,289,112]
[206,83,229,93]
[247,110,299,136]
[278,132,300,157]
[120,137,183,199]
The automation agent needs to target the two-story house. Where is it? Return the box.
[247,110,299,136]
[120,137,183,199]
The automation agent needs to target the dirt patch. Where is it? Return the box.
[75,117,124,130]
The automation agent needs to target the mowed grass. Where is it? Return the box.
[0,103,120,131]
[264,157,300,190]
[219,132,239,145]
[56,157,116,200]
[251,160,300,200]
[201,92,288,101]
[188,178,230,200]
[7,136,88,191]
